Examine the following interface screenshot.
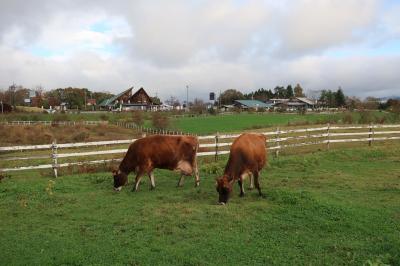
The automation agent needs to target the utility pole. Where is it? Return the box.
[9,83,16,109]
[186,85,189,112]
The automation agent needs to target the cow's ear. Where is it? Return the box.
[112,170,118,176]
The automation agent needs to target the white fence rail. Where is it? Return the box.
[0,120,109,126]
[1,124,399,176]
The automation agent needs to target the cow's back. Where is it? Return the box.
[225,133,267,178]
[125,135,198,171]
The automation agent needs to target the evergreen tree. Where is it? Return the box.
[335,87,346,107]
[286,85,294,98]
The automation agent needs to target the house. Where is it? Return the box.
[269,98,289,105]
[159,104,173,111]
[99,87,158,111]
[87,99,96,106]
[233,100,273,111]
[220,104,234,112]
[273,97,317,111]
[98,87,133,110]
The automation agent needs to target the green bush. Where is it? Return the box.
[151,112,170,129]
[132,111,144,126]
[52,113,70,122]
[342,112,353,124]
[359,111,373,124]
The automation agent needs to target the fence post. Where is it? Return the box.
[326,123,330,150]
[369,123,373,146]
[51,140,58,178]
[215,132,219,162]
[275,127,280,157]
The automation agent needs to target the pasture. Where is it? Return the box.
[1,143,399,265]
[2,110,399,136]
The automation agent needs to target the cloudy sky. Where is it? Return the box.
[0,0,399,100]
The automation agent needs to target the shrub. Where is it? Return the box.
[132,111,144,126]
[342,112,353,124]
[359,111,373,124]
[297,108,306,116]
[52,113,70,122]
[207,108,217,116]
[151,112,170,129]
[99,114,108,121]
[72,131,89,142]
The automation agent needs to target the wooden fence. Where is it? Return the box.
[1,124,399,177]
[0,120,194,136]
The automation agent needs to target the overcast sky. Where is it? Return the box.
[0,0,399,100]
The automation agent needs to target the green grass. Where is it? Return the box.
[1,144,399,265]
[173,113,342,134]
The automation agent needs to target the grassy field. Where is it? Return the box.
[1,143,399,265]
[173,113,337,134]
[2,110,399,136]
[173,112,399,135]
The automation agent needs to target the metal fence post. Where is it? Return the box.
[51,140,58,178]
[327,123,330,150]
[215,132,219,162]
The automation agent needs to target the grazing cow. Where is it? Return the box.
[216,133,267,204]
[113,135,200,192]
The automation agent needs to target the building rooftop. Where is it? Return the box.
[234,100,273,108]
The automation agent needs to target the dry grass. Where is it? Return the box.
[0,124,142,145]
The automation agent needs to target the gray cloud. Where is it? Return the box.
[0,0,399,100]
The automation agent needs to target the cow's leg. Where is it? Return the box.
[249,173,254,190]
[132,172,143,192]
[238,175,245,197]
[253,171,263,196]
[193,156,200,187]
[148,171,155,190]
[177,174,185,187]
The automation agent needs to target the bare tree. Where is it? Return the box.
[165,96,180,107]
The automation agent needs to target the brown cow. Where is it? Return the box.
[216,133,267,204]
[113,135,200,191]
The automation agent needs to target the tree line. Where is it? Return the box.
[0,86,113,110]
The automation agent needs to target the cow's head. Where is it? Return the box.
[216,175,233,204]
[112,170,128,191]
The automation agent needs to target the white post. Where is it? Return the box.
[275,127,280,157]
[51,140,58,178]
[327,123,330,150]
